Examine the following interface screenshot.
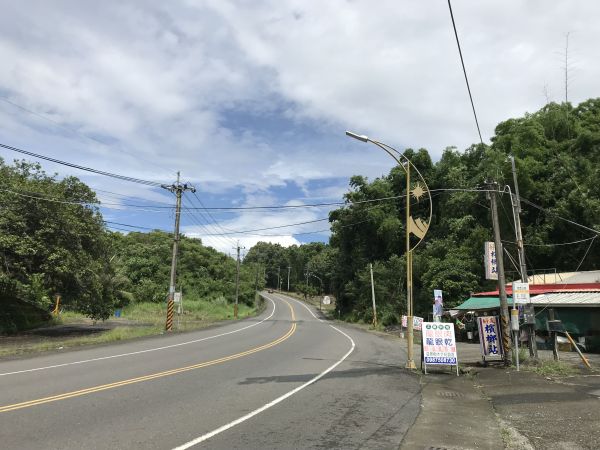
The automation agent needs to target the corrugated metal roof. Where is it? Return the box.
[475,283,600,297]
[523,270,600,284]
[455,292,600,310]
[530,292,600,306]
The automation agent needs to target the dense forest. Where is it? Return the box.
[0,162,260,332]
[248,99,600,325]
[1,99,598,332]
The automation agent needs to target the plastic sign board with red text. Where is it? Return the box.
[422,322,459,375]
[402,315,424,331]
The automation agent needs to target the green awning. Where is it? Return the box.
[454,296,500,310]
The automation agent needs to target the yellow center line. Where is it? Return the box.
[0,298,297,414]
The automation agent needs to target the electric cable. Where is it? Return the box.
[447,0,484,145]
[0,142,163,187]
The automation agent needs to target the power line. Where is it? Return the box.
[178,195,406,211]
[181,194,237,246]
[94,188,173,206]
[181,206,237,248]
[0,142,163,187]
[524,236,598,247]
[0,95,179,177]
[199,218,329,236]
[520,197,600,236]
[103,221,158,231]
[534,235,597,317]
[447,0,484,145]
[0,187,173,212]
[189,190,237,245]
[107,225,138,233]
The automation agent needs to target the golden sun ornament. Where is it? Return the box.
[411,182,426,201]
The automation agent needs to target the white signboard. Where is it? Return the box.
[512,282,530,305]
[422,322,459,375]
[174,292,182,303]
[484,242,498,280]
[322,296,331,305]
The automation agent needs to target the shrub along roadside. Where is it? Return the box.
[0,298,259,358]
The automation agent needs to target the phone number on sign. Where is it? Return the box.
[424,357,457,364]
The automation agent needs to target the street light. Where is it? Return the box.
[346,130,433,370]
[308,272,323,310]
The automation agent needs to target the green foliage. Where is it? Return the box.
[110,230,257,306]
[244,241,334,294]
[0,160,115,327]
[323,98,600,323]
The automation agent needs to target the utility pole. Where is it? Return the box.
[234,241,244,319]
[510,156,538,358]
[487,179,512,365]
[162,172,195,332]
[370,263,377,327]
[277,267,281,292]
[287,266,291,291]
[305,269,309,299]
[255,263,260,292]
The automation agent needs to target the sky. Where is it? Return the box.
[0,0,598,255]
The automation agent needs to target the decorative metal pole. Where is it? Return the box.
[346,131,432,370]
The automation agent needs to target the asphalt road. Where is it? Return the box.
[0,293,420,449]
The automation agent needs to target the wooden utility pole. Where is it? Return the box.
[234,242,244,319]
[162,172,195,331]
[370,263,377,327]
[510,156,538,358]
[287,266,291,291]
[487,180,512,365]
[254,263,260,292]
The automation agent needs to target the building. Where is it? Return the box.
[453,271,600,352]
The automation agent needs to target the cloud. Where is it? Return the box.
[1,0,599,252]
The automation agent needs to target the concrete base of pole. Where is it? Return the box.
[405,359,417,370]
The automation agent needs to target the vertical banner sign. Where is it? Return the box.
[413,316,424,331]
[484,242,498,280]
[402,315,423,331]
[512,282,530,305]
[422,322,459,375]
[477,316,504,358]
[433,289,443,319]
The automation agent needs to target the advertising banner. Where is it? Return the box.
[401,315,423,331]
[484,242,498,280]
[477,316,504,358]
[433,289,443,319]
[422,322,458,365]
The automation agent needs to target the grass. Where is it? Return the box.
[530,359,579,377]
[0,298,259,358]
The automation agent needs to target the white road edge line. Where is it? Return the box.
[172,303,355,450]
[0,297,276,377]
[286,296,322,322]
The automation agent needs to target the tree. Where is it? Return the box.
[0,159,114,324]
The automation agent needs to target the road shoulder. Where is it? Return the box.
[401,369,504,450]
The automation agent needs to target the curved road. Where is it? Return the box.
[0,293,420,449]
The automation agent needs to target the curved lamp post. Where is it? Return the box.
[308,272,324,310]
[346,131,432,369]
